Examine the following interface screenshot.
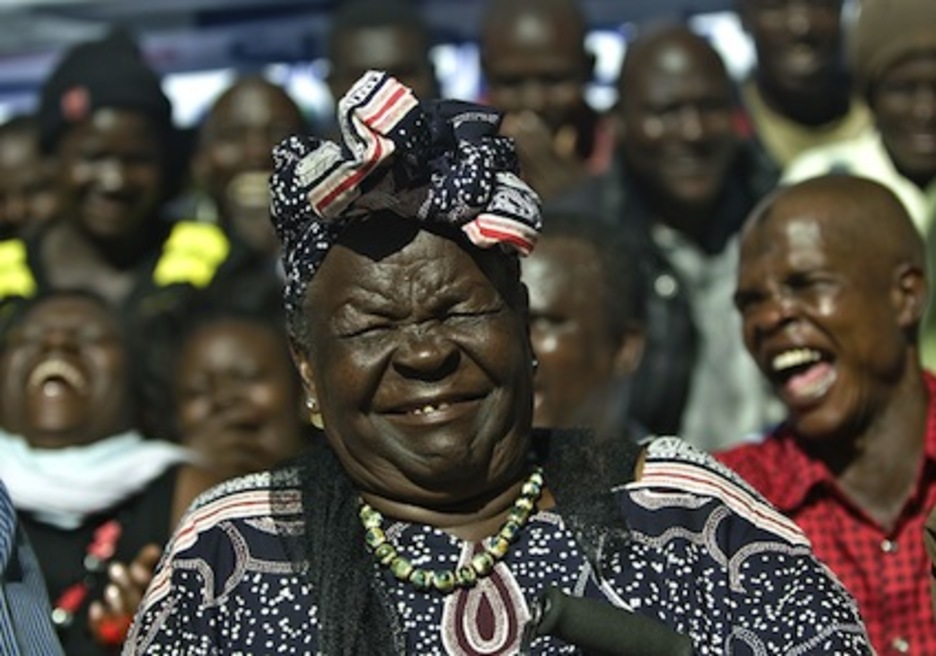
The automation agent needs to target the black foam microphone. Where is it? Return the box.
[519,586,694,655]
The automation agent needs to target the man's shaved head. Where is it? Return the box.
[745,175,925,273]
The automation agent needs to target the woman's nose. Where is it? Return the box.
[392,327,459,380]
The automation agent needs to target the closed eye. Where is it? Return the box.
[338,322,393,339]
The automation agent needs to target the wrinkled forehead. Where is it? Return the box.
[307,219,519,304]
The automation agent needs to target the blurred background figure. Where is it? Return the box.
[0,290,213,655]
[784,0,936,236]
[0,115,58,241]
[189,75,308,262]
[84,295,310,653]
[480,0,613,200]
[522,209,646,443]
[168,302,310,482]
[174,312,310,480]
[0,29,282,337]
[778,0,936,368]
[325,0,439,104]
[586,22,782,448]
[736,0,872,168]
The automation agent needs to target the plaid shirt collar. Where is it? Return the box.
[768,370,936,515]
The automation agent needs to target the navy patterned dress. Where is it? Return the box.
[123,438,871,655]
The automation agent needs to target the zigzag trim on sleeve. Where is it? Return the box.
[627,436,809,547]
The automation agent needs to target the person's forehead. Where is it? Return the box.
[624,38,726,90]
[524,238,604,296]
[333,25,425,64]
[26,296,116,328]
[485,8,582,54]
[744,194,849,259]
[61,107,162,146]
[878,50,936,82]
[186,319,282,359]
[212,83,295,121]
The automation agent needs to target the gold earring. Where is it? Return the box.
[307,397,325,430]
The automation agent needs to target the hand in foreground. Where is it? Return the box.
[88,543,162,650]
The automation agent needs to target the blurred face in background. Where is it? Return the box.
[194,78,306,255]
[740,0,844,100]
[871,51,936,189]
[0,294,130,448]
[195,78,305,204]
[328,25,437,102]
[56,108,168,245]
[482,6,591,137]
[175,317,306,478]
[618,31,738,216]
[0,124,58,239]
[522,235,642,428]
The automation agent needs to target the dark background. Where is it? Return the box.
[0,0,746,124]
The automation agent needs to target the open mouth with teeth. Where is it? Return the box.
[26,359,89,397]
[769,347,837,405]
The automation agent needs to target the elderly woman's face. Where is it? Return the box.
[0,295,131,448]
[295,220,533,505]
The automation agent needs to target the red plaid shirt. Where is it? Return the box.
[717,371,936,656]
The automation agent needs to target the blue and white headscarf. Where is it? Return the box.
[269,70,542,314]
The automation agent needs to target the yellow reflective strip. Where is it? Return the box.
[153,222,231,288]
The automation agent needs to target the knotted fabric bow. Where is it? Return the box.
[269,70,542,314]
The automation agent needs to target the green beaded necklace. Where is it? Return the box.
[359,467,545,594]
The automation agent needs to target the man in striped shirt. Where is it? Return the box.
[0,479,62,655]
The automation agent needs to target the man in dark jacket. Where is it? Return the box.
[577,23,783,448]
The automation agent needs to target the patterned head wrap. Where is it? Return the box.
[269,70,542,314]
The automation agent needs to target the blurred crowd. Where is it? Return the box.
[0,0,935,653]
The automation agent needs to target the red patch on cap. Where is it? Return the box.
[60,86,91,122]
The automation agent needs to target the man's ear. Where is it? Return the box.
[611,324,646,378]
[894,262,928,329]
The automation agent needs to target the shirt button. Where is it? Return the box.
[881,539,898,553]
[892,636,910,652]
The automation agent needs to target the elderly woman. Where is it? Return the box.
[124,73,870,654]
